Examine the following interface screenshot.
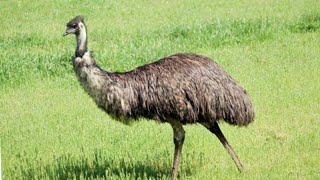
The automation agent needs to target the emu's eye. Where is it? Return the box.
[72,24,77,28]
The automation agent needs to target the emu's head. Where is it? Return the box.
[63,15,85,36]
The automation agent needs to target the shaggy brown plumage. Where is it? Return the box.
[76,52,254,126]
[64,16,254,180]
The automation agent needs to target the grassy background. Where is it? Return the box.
[1,0,320,179]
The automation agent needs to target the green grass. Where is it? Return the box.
[1,0,320,179]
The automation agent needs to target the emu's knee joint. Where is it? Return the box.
[173,128,185,146]
[168,120,185,146]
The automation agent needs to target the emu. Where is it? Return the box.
[63,16,254,179]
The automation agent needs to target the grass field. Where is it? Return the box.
[1,0,320,179]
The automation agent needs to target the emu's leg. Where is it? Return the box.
[202,121,245,172]
[168,120,185,180]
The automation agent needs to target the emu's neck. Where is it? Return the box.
[72,23,114,107]
[75,22,88,57]
[73,52,111,106]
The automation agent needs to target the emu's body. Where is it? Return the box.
[64,16,254,180]
[76,53,253,126]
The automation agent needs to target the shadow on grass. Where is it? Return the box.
[20,150,192,179]
[50,155,169,179]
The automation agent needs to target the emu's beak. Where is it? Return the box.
[63,28,74,36]
[63,31,69,36]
